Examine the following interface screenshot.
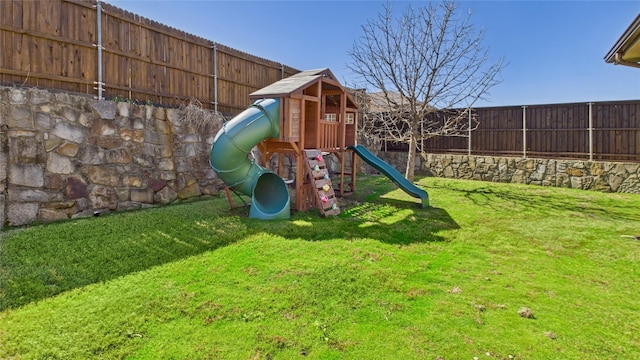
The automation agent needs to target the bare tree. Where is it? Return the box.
[348,0,505,181]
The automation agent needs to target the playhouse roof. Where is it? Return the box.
[250,68,358,108]
[250,68,336,97]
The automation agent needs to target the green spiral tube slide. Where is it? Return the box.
[210,98,290,219]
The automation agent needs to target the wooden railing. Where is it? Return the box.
[319,121,340,150]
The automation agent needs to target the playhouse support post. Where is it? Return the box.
[295,151,304,211]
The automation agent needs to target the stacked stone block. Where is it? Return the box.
[376,152,640,194]
[0,86,222,228]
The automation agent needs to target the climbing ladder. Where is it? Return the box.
[303,149,340,216]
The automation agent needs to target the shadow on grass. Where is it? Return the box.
[430,180,640,221]
[222,183,457,244]
[0,178,458,310]
[243,175,459,245]
[0,200,241,311]
[273,202,458,245]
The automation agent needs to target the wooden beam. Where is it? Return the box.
[289,141,302,157]
[255,142,266,167]
[321,77,343,88]
[264,139,299,154]
[295,151,304,211]
[280,96,287,142]
[224,187,248,210]
[322,89,344,96]
[0,67,94,86]
[351,150,357,193]
[341,92,347,150]
[340,92,347,196]
[297,97,307,212]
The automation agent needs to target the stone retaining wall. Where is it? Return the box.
[2,86,637,229]
[375,151,640,193]
[0,87,222,228]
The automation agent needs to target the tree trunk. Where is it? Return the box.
[405,132,417,182]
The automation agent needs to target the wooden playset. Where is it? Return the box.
[249,68,359,216]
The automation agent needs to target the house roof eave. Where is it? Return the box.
[605,13,640,67]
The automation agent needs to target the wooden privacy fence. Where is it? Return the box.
[416,100,640,162]
[0,0,299,115]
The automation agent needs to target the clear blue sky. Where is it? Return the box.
[106,0,640,107]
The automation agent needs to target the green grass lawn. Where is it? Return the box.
[1,176,639,359]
